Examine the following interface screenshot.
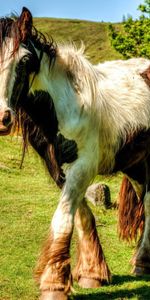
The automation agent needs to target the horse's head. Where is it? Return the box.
[0,7,41,135]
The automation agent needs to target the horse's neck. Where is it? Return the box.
[31,53,86,140]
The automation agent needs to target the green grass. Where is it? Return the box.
[0,136,150,300]
[0,17,150,299]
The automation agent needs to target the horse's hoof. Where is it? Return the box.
[40,291,68,300]
[78,277,102,288]
[133,265,150,276]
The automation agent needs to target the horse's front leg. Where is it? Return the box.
[73,198,111,288]
[36,157,96,300]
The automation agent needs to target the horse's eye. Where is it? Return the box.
[21,56,28,63]
[18,55,33,74]
[20,55,30,64]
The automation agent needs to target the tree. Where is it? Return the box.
[109,0,150,58]
[138,0,150,16]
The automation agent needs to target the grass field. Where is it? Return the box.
[0,17,150,300]
[0,136,150,300]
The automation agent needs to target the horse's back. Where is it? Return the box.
[96,57,150,75]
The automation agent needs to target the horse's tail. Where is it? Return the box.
[118,176,144,242]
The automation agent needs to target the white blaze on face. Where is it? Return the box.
[0,38,14,102]
[0,38,15,133]
[0,37,28,134]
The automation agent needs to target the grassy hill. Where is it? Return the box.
[33,18,123,63]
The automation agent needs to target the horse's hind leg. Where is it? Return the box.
[133,190,150,275]
[133,160,150,275]
[73,198,111,288]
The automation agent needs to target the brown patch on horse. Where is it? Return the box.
[118,176,144,241]
[115,129,150,173]
[35,231,72,293]
[140,67,150,88]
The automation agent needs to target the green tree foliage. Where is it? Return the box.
[138,0,150,15]
[109,0,150,58]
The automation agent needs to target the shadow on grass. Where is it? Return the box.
[112,274,150,285]
[72,274,150,300]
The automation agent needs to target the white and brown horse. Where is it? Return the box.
[0,7,150,300]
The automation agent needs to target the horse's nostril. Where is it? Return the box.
[2,110,12,127]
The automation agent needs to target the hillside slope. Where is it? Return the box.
[34,18,123,63]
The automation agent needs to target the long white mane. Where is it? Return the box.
[56,44,99,109]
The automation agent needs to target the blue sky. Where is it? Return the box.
[0,0,143,22]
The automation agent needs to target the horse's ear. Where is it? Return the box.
[18,7,33,42]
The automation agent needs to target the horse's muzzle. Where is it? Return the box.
[0,108,15,135]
